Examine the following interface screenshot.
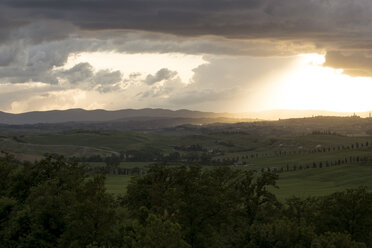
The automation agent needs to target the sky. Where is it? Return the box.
[1,0,372,114]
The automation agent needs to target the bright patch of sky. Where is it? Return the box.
[265,54,372,112]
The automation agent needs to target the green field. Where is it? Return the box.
[105,175,132,195]
[3,123,372,199]
[6,131,372,160]
[274,164,372,199]
[86,161,151,169]
[103,163,372,200]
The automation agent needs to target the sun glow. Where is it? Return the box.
[269,54,372,112]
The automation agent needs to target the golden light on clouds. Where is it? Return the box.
[3,50,372,115]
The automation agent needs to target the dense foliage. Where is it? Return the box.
[0,154,371,247]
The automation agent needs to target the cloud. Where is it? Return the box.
[12,21,77,45]
[168,88,238,106]
[138,55,298,111]
[1,0,372,114]
[325,51,372,77]
[0,42,23,66]
[8,89,101,113]
[55,63,123,92]
[58,63,94,85]
[2,0,371,39]
[0,54,332,113]
[1,0,372,76]
[0,38,79,84]
[93,70,123,93]
[144,68,177,85]
[94,70,122,85]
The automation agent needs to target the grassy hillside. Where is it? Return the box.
[2,117,372,199]
[104,164,372,199]
[274,164,372,199]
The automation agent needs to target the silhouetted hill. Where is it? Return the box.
[1,108,371,125]
[0,108,232,125]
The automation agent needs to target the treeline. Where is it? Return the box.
[60,138,372,168]
[311,130,342,136]
[262,155,371,173]
[256,140,371,159]
[218,140,372,168]
[69,149,183,164]
[86,165,147,176]
[1,155,371,247]
[68,146,219,167]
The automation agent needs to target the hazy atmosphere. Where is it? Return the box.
[1,0,372,113]
[3,2,372,247]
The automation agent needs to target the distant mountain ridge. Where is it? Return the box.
[0,108,370,125]
[0,108,233,125]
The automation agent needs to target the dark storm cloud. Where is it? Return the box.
[1,0,372,76]
[13,21,77,45]
[1,0,370,39]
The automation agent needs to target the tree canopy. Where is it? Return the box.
[0,154,371,247]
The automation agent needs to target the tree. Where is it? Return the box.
[284,188,372,246]
[0,157,122,248]
[124,166,280,248]
[60,175,120,248]
[312,232,366,248]
[0,153,18,196]
[317,187,372,244]
[245,218,315,248]
[123,209,190,248]
[104,154,121,172]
